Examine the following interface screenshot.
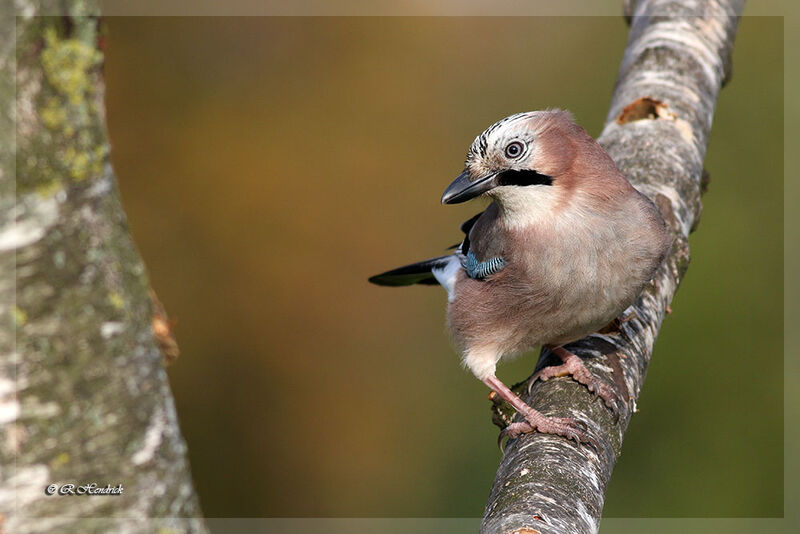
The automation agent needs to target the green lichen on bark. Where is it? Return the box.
[3,3,206,531]
[17,12,107,194]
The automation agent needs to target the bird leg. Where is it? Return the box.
[529,346,619,414]
[482,375,592,449]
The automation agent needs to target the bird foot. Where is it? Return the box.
[498,411,596,451]
[483,375,597,452]
[529,348,620,416]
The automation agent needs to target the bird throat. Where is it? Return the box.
[492,181,562,229]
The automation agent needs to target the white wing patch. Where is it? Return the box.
[431,255,462,301]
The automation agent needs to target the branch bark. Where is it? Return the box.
[1,3,206,532]
[482,2,744,533]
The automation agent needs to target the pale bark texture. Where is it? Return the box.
[482,1,744,533]
[0,3,206,532]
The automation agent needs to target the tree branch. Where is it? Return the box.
[481,2,744,533]
[1,3,206,531]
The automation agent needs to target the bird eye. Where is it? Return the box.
[504,141,525,159]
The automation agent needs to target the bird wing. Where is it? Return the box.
[460,211,483,235]
[368,211,505,289]
[459,207,507,280]
[458,211,483,255]
[368,212,485,288]
[368,255,452,287]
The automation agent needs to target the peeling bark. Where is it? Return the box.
[1,3,206,532]
[482,2,744,533]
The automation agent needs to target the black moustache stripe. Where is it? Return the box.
[496,169,553,187]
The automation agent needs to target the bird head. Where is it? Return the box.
[441,111,580,217]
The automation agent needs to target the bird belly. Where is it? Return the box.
[447,244,653,360]
[542,279,637,347]
[538,239,656,346]
[447,199,668,370]
[446,267,558,359]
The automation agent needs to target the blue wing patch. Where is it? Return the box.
[464,251,507,280]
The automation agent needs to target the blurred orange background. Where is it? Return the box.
[103,17,783,518]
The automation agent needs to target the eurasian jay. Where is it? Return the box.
[370,110,671,445]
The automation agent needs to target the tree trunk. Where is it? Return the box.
[482,1,744,533]
[1,3,206,532]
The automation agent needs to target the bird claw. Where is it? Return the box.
[586,377,621,418]
[528,352,620,418]
[584,380,621,418]
[497,415,597,452]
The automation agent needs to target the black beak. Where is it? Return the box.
[441,170,501,204]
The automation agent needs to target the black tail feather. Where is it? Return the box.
[368,256,450,287]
